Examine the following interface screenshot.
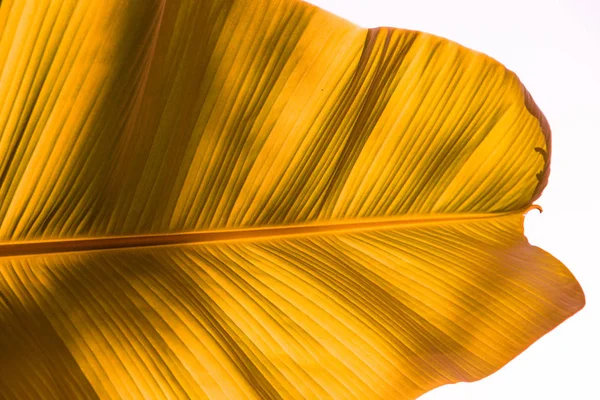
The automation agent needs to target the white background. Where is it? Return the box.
[305,1,599,398]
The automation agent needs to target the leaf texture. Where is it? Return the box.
[0,0,584,399]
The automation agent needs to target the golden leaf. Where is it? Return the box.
[0,0,584,398]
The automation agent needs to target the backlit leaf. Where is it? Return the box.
[0,0,584,398]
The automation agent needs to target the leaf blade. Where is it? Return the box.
[1,0,548,240]
[0,0,582,398]
[0,214,583,399]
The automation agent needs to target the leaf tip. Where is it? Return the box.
[526,204,543,214]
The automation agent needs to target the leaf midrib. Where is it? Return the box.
[0,208,534,257]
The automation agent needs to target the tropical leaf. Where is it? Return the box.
[0,0,584,399]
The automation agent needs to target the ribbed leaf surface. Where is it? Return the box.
[0,0,584,398]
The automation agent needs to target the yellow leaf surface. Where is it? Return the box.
[0,0,584,399]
